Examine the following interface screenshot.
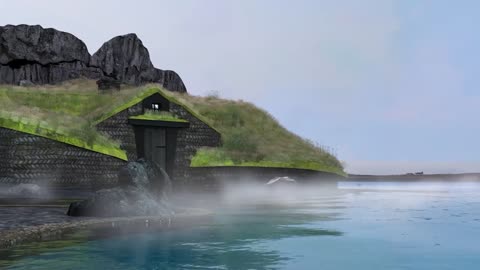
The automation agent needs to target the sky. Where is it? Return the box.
[1,0,479,174]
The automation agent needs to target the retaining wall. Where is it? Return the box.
[169,103,222,182]
[183,166,344,191]
[0,127,125,186]
[95,103,143,161]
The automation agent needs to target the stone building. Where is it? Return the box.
[0,90,221,186]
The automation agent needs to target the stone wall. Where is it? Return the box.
[0,99,222,186]
[0,128,125,186]
[95,103,143,160]
[183,167,344,191]
[169,103,222,181]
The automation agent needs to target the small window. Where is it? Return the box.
[151,103,161,111]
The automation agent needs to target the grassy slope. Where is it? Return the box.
[0,80,344,175]
[0,80,158,160]
[158,90,345,176]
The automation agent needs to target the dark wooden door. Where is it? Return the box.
[144,128,167,170]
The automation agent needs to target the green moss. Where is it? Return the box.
[0,112,127,160]
[153,88,221,133]
[92,88,159,124]
[129,110,188,122]
[0,80,344,175]
[0,81,161,160]
[191,148,345,176]
[165,91,345,175]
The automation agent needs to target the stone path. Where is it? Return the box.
[0,206,94,231]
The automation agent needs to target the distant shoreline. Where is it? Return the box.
[347,173,480,181]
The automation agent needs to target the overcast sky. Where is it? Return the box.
[2,0,479,174]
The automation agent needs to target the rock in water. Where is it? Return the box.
[68,159,173,217]
[67,187,171,217]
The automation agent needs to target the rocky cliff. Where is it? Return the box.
[0,24,187,92]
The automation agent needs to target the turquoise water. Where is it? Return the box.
[2,181,480,270]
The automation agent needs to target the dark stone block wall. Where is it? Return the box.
[0,128,126,186]
[94,99,222,182]
[0,97,222,186]
[184,167,344,191]
[95,103,143,160]
[169,103,222,182]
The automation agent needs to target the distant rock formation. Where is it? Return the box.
[0,24,187,92]
[91,33,186,92]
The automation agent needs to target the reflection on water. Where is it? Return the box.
[1,180,480,270]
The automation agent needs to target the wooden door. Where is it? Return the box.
[144,128,167,170]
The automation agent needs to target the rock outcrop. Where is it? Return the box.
[91,33,187,92]
[67,159,173,217]
[0,24,187,92]
[0,25,103,85]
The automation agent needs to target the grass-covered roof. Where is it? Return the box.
[0,80,159,160]
[0,79,344,176]
[129,111,189,123]
[157,90,345,176]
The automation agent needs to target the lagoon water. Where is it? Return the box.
[2,180,480,270]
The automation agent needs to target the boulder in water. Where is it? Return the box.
[67,187,171,217]
[67,159,173,217]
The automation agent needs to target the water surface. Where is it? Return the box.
[1,180,479,269]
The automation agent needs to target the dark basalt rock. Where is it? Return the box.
[96,77,121,91]
[0,24,103,85]
[91,34,156,85]
[91,34,187,92]
[0,24,90,65]
[66,187,171,217]
[67,159,173,217]
[156,69,187,93]
[0,24,187,92]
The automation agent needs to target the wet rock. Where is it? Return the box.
[118,159,172,198]
[67,187,171,217]
[68,159,172,217]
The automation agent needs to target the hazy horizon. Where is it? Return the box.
[1,0,479,174]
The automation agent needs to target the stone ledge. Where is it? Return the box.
[0,208,211,250]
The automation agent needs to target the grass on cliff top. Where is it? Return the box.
[0,80,344,175]
[0,80,160,160]
[157,90,345,176]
